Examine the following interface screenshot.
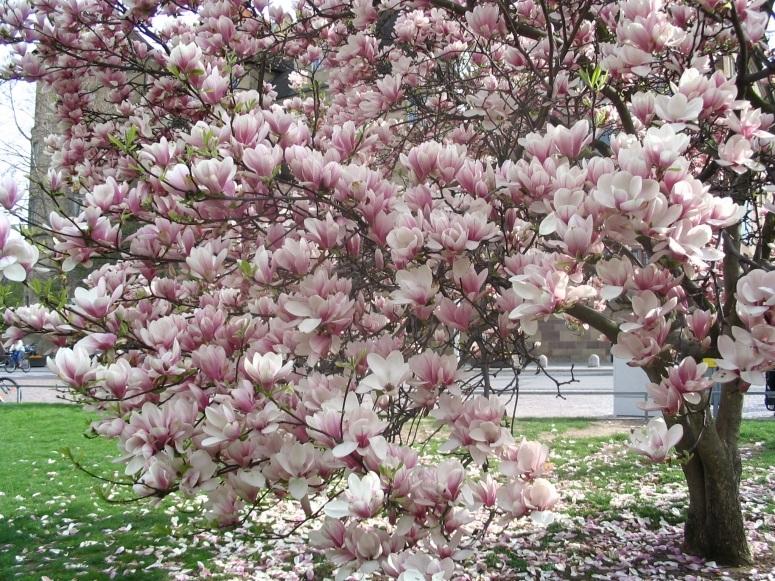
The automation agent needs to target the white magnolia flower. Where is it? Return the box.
[629,417,683,462]
[324,471,384,518]
[244,352,293,386]
[654,93,703,125]
[357,351,411,395]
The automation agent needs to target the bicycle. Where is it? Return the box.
[0,377,19,402]
[3,349,31,373]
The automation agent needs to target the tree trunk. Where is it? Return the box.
[681,452,751,565]
[570,310,753,565]
[678,381,751,566]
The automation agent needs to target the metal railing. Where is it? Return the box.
[0,381,67,404]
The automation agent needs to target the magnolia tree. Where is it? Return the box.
[1,0,774,573]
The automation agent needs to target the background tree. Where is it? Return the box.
[1,0,774,573]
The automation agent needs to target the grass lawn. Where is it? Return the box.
[0,404,215,580]
[0,404,773,580]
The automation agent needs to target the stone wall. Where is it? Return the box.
[28,83,58,228]
[534,317,611,364]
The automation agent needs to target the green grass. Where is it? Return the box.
[0,404,215,580]
[484,545,529,572]
[0,405,772,580]
[511,417,591,440]
[740,419,775,470]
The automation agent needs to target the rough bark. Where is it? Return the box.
[643,352,751,565]
[675,388,751,565]
[680,452,751,564]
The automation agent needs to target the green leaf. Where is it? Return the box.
[238,260,255,278]
[580,65,609,92]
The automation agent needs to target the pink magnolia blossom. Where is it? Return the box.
[134,454,177,496]
[502,439,550,479]
[629,417,684,462]
[524,478,560,512]
[386,226,424,268]
[391,265,436,309]
[686,309,714,342]
[620,291,677,333]
[243,351,293,387]
[435,297,474,332]
[438,395,512,465]
[186,242,228,281]
[304,214,341,250]
[549,120,591,159]
[409,350,458,390]
[595,257,634,300]
[201,402,243,447]
[611,331,664,366]
[451,258,487,299]
[641,380,683,415]
[630,91,655,124]
[122,400,196,474]
[400,142,440,183]
[191,157,237,196]
[333,403,389,460]
[725,105,772,139]
[47,346,97,387]
[167,42,203,75]
[657,220,723,266]
[654,93,703,125]
[273,441,318,499]
[0,177,23,210]
[192,344,228,382]
[0,216,39,281]
[717,328,766,385]
[736,269,775,326]
[465,4,505,38]
[562,214,594,258]
[358,351,411,396]
[72,279,122,319]
[510,268,596,334]
[324,471,384,518]
[464,474,498,509]
[643,125,690,168]
[663,357,712,404]
[74,332,117,356]
[243,144,283,178]
[200,67,229,104]
[496,480,528,517]
[593,171,660,212]
[717,135,764,173]
[385,551,454,581]
[181,450,218,495]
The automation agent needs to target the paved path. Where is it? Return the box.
[0,369,68,404]
[480,367,773,419]
[2,368,773,419]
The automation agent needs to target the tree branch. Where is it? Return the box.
[742,60,775,84]
[565,303,619,343]
[722,225,742,327]
[600,86,636,135]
